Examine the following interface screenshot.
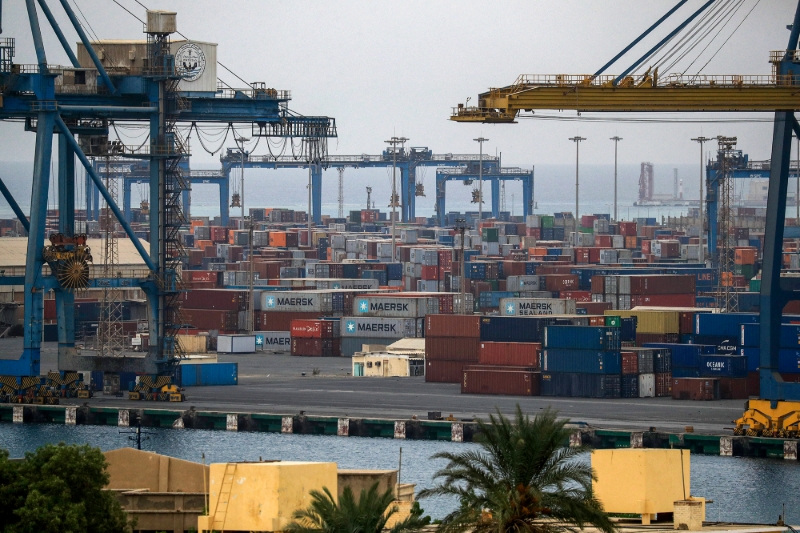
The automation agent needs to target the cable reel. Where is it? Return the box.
[42,233,93,291]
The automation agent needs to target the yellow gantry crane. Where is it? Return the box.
[452,0,800,437]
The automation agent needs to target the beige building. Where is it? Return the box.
[352,352,425,377]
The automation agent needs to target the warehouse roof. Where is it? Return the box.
[0,238,150,268]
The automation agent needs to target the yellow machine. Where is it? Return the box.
[733,399,800,438]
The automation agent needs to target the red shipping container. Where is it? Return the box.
[560,290,592,302]
[618,222,637,236]
[621,352,639,375]
[425,337,480,361]
[181,309,238,330]
[261,311,329,331]
[671,378,719,400]
[574,248,591,264]
[527,228,541,238]
[655,372,672,397]
[425,315,480,337]
[479,342,540,367]
[461,368,542,396]
[183,289,248,311]
[718,377,749,399]
[291,319,335,339]
[581,215,596,228]
[183,270,220,284]
[420,265,439,281]
[590,275,606,294]
[641,240,651,254]
[438,250,453,270]
[594,235,613,248]
[291,338,340,356]
[543,274,579,291]
[425,360,466,383]
[501,261,527,277]
[628,275,696,295]
[587,248,601,264]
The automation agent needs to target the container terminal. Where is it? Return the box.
[2,1,800,455]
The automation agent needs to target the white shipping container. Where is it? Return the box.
[331,234,346,249]
[261,290,333,312]
[599,249,618,264]
[481,242,500,256]
[417,280,439,292]
[593,219,610,234]
[341,317,418,338]
[254,331,291,350]
[421,249,439,266]
[377,242,393,258]
[612,235,625,249]
[217,334,256,354]
[507,275,541,291]
[354,296,426,317]
[345,239,358,253]
[498,298,576,316]
[315,278,379,290]
[638,373,655,398]
[618,295,631,311]
[526,215,541,228]
[400,229,419,244]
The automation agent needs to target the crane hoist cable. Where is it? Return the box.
[111,121,150,152]
[193,122,232,155]
[695,0,762,75]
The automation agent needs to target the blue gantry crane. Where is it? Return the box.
[435,164,534,226]
[450,0,800,431]
[0,3,336,382]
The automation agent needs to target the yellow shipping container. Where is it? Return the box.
[606,309,680,334]
[176,334,207,354]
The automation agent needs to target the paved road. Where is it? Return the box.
[3,340,746,434]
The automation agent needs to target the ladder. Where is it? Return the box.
[210,463,237,531]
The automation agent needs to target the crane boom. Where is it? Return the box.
[452,53,800,122]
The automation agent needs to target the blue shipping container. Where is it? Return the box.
[672,367,702,378]
[177,362,238,387]
[386,263,403,281]
[740,323,800,348]
[542,349,621,374]
[695,313,758,337]
[643,343,715,368]
[739,348,800,373]
[699,355,747,378]
[541,372,620,398]
[544,326,621,350]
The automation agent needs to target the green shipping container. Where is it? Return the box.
[488,279,500,291]
[541,216,555,228]
[734,263,755,280]
[350,210,362,223]
[605,315,621,327]
[482,227,499,242]
[749,277,761,292]
[579,226,594,234]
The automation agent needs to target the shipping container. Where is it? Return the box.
[671,377,719,400]
[540,372,620,398]
[695,312,759,336]
[611,309,680,334]
[621,351,639,375]
[340,336,398,357]
[718,377,750,399]
[291,338,341,357]
[261,290,333,313]
[341,317,418,338]
[354,296,430,317]
[542,349,621,374]
[426,315,481,338]
[461,367,542,396]
[479,342,540,367]
[621,375,639,398]
[699,355,747,378]
[638,373,655,398]
[426,337,480,362]
[217,335,256,354]
[655,372,672,397]
[425,360,466,383]
[290,319,337,339]
[544,326,620,351]
[177,362,238,387]
[499,298,576,316]
[254,331,291,350]
[740,323,800,348]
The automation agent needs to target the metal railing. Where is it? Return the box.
[216,82,290,100]
[505,72,800,89]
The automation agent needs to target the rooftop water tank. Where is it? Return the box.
[146,10,176,34]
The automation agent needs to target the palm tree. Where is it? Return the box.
[419,406,616,533]
[286,481,430,533]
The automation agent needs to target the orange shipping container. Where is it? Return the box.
[625,236,638,249]
[269,232,288,247]
[735,247,756,265]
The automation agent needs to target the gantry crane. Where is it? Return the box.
[451,0,800,435]
[0,3,335,383]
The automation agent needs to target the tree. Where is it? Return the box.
[419,406,616,533]
[286,482,430,533]
[0,443,131,533]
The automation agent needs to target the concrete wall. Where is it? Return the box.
[113,491,205,533]
[337,469,397,498]
[104,448,208,493]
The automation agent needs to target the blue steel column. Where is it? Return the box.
[56,133,75,349]
[436,175,446,226]
[220,177,229,227]
[491,179,500,218]
[399,163,409,223]
[92,178,100,221]
[312,164,322,224]
[147,85,162,357]
[22,111,56,376]
[523,175,533,218]
[123,178,132,223]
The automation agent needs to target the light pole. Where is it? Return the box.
[385,136,408,261]
[474,137,488,229]
[691,136,711,265]
[236,135,249,224]
[610,136,622,221]
[569,136,586,236]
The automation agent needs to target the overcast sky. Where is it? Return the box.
[1,0,797,168]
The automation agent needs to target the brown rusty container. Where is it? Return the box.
[621,352,639,375]
[181,308,238,331]
[425,337,480,362]
[577,302,613,314]
[182,289,247,311]
[291,338,341,357]
[425,315,481,338]
[628,274,695,295]
[718,377,750,400]
[543,274,580,292]
[425,360,466,383]
[478,342,540,368]
[461,367,542,396]
[655,372,672,397]
[636,333,679,345]
[671,377,719,400]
